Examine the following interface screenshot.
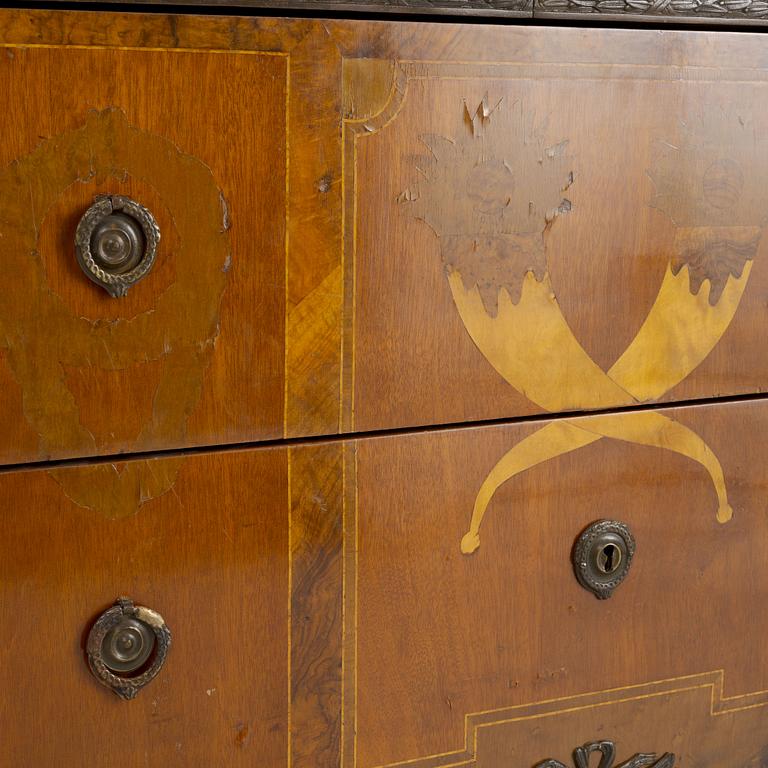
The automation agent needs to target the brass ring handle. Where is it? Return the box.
[572,520,636,600]
[86,597,171,700]
[75,195,160,297]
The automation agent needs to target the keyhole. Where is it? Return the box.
[596,543,622,574]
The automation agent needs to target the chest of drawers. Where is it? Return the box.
[1,5,768,767]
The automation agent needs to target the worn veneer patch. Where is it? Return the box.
[670,226,759,306]
[406,100,573,316]
[0,108,231,517]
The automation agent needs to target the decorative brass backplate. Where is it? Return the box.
[572,520,636,600]
[75,194,161,298]
[86,597,171,700]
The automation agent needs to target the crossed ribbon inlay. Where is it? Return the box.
[401,97,763,553]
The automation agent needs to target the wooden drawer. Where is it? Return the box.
[3,399,767,766]
[349,399,768,767]
[345,35,768,434]
[0,449,290,767]
[3,13,768,464]
[0,40,287,464]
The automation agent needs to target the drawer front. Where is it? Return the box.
[0,41,288,463]
[3,400,766,766]
[3,13,768,462]
[0,449,291,766]
[348,400,768,767]
[0,442,350,767]
[345,37,768,434]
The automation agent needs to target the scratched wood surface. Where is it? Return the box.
[2,13,768,463]
[347,55,768,434]
[3,399,768,766]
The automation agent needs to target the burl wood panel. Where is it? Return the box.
[350,399,768,767]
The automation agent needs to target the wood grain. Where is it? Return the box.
[353,399,768,766]
[0,449,289,768]
[3,398,768,765]
[0,11,768,462]
[3,12,768,462]
[0,43,286,466]
[289,442,344,767]
[348,54,768,433]
[0,439,347,767]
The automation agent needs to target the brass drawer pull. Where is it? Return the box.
[572,520,635,600]
[536,740,675,768]
[75,195,160,297]
[86,597,171,700]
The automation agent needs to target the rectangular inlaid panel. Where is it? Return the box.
[0,449,290,767]
[347,54,768,433]
[0,42,288,464]
[0,443,348,767]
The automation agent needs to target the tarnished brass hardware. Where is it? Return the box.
[101,616,155,674]
[75,195,160,297]
[536,739,675,768]
[572,520,636,600]
[86,597,171,700]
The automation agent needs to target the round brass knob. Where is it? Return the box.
[86,597,171,700]
[572,520,635,600]
[101,616,155,674]
[75,195,160,297]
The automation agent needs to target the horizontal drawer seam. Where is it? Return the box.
[2,388,766,475]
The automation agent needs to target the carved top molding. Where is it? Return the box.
[22,0,768,25]
[30,0,533,16]
[535,0,768,21]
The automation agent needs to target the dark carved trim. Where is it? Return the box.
[18,0,533,17]
[534,0,768,21]
[16,0,768,24]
